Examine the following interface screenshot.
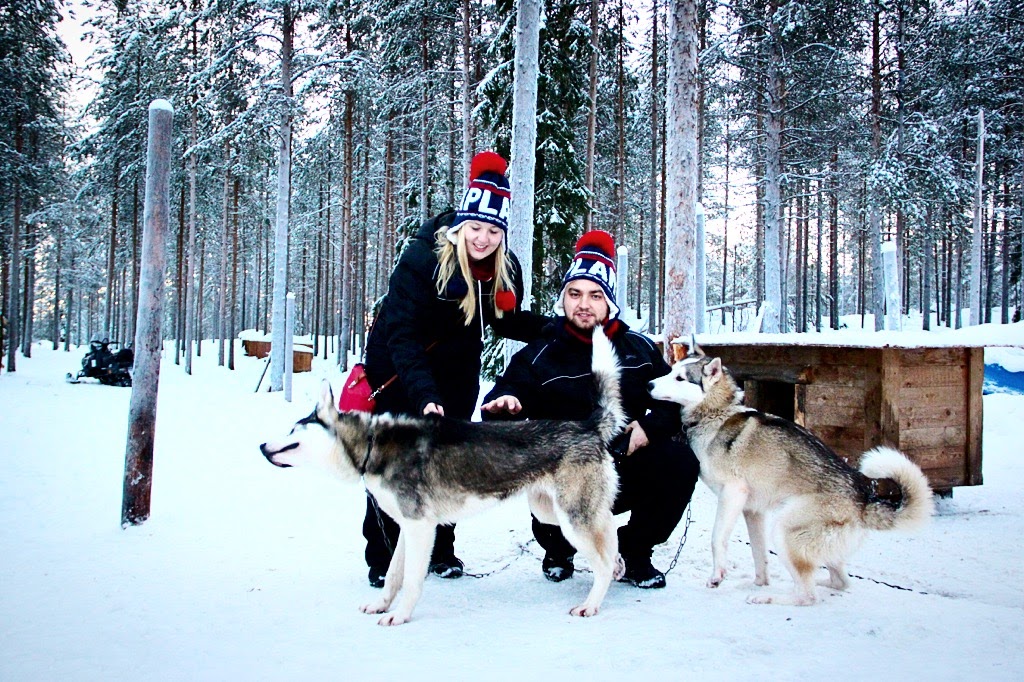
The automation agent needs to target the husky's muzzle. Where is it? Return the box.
[260,441,298,468]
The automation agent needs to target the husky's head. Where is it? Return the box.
[648,336,723,407]
[260,381,363,479]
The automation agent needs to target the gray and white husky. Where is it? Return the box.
[260,327,626,625]
[649,341,934,606]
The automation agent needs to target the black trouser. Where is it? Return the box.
[362,494,458,570]
[533,437,700,561]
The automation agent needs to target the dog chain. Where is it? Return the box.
[750,543,926,595]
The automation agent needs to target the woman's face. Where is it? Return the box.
[460,221,504,261]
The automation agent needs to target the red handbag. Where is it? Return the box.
[338,363,390,413]
[338,341,438,413]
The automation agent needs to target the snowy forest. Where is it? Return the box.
[2,0,1023,377]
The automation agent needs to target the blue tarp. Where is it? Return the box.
[984,364,1024,395]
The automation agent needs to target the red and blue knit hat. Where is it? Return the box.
[447,151,512,243]
[554,230,620,321]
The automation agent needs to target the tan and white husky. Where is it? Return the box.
[649,343,934,605]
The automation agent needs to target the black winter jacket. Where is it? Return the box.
[364,212,549,420]
[482,321,683,443]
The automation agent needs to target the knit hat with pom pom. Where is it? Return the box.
[447,151,512,243]
[553,230,620,321]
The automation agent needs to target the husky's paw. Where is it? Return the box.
[707,568,726,588]
[377,612,412,626]
[359,600,390,615]
[613,555,626,581]
[754,574,769,587]
[570,604,600,617]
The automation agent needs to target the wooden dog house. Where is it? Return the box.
[684,341,984,495]
[242,338,313,373]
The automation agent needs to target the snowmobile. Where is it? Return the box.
[66,338,134,386]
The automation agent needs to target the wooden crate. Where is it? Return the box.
[696,342,984,493]
[242,339,313,373]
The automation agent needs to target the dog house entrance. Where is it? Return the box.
[742,379,796,422]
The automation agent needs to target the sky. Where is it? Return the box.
[1,318,1023,679]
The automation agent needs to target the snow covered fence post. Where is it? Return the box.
[882,241,902,331]
[122,99,173,528]
[616,245,629,314]
[284,292,294,402]
[695,201,706,334]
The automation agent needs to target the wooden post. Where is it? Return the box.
[695,201,706,333]
[969,108,984,325]
[284,292,294,402]
[881,240,902,330]
[122,100,173,527]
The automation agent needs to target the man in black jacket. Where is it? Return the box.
[481,231,699,588]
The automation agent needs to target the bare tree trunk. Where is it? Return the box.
[461,0,474,180]
[53,230,62,349]
[122,100,173,528]
[508,0,542,313]
[869,4,885,330]
[584,0,599,232]
[662,0,699,356]
[229,176,239,369]
[270,2,295,390]
[829,151,839,329]
[647,0,659,325]
[762,1,784,333]
[922,204,933,330]
[106,168,119,338]
[21,221,35,356]
[969,109,985,325]
[218,141,231,366]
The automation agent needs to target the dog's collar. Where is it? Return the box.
[359,432,374,474]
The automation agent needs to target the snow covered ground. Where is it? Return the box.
[2,330,1023,680]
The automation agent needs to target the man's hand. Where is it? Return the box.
[423,402,445,416]
[625,420,649,455]
[481,395,522,415]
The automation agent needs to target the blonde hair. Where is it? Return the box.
[435,225,515,326]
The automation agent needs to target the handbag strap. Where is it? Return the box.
[369,339,440,401]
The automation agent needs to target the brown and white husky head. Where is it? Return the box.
[259,381,368,482]
[647,335,733,407]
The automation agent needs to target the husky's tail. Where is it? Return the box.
[590,326,626,443]
[858,446,935,531]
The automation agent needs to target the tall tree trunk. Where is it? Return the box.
[270,2,295,390]
[868,3,885,330]
[461,0,474,180]
[584,0,599,232]
[922,205,933,330]
[106,167,119,339]
[21,220,35,356]
[829,151,839,329]
[647,0,659,325]
[969,109,985,325]
[662,0,699,356]
[508,0,541,313]
[229,176,239,369]
[762,0,784,333]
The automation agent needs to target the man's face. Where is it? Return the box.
[562,279,609,331]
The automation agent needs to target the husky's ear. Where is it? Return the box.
[704,357,723,386]
[689,332,704,358]
[318,379,337,413]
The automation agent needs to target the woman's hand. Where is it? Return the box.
[423,403,445,417]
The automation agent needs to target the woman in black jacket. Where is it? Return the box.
[361,151,549,587]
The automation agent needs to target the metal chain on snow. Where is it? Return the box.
[464,539,537,579]
[747,541,927,595]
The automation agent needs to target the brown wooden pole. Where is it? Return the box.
[122,100,173,527]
